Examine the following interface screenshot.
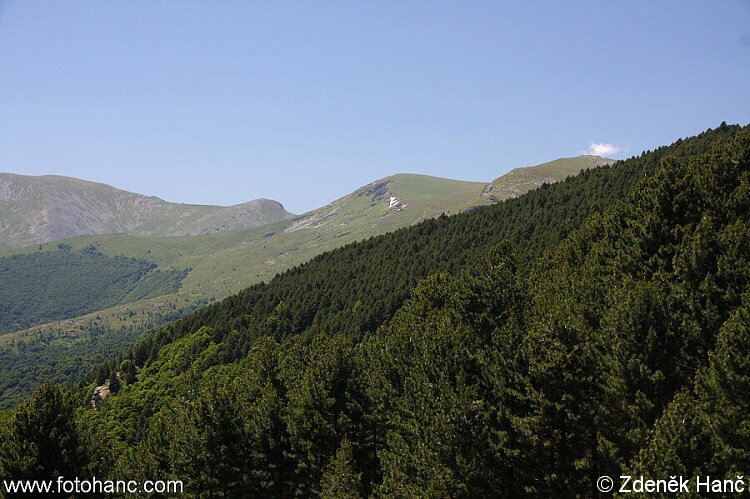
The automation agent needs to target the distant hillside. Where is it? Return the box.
[0,245,188,334]
[482,155,613,201]
[0,173,294,249]
[281,173,490,236]
[1,158,605,298]
[13,161,589,302]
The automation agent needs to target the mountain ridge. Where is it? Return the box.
[1,154,608,250]
[0,172,295,248]
[483,155,615,201]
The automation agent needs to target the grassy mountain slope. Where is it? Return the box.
[482,155,614,201]
[5,174,491,295]
[0,173,294,249]
[13,123,743,496]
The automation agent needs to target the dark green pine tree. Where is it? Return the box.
[370,274,479,498]
[129,359,290,497]
[696,300,750,475]
[319,439,363,499]
[631,390,715,498]
[518,287,607,496]
[0,382,86,482]
[599,279,684,467]
[281,334,363,498]
[120,359,137,385]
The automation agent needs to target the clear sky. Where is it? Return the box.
[1,1,749,214]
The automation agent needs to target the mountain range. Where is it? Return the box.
[1,155,609,250]
[1,155,612,307]
[0,154,610,407]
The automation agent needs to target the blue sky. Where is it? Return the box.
[1,1,749,214]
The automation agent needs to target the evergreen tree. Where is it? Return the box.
[320,439,363,499]
[0,382,86,482]
[696,299,750,474]
[281,334,363,497]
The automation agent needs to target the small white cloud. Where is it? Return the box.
[585,142,621,157]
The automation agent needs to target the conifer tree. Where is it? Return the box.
[0,382,85,481]
[320,439,363,499]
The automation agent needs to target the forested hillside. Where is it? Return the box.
[0,123,748,497]
[0,245,188,334]
[0,155,611,410]
[0,247,190,408]
[132,123,742,357]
